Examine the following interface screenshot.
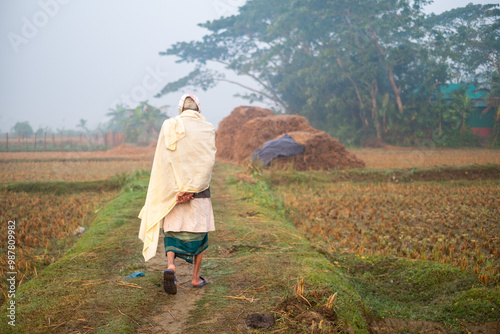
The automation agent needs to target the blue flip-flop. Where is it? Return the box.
[193,276,207,288]
[163,269,177,295]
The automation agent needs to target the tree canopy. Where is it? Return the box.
[106,101,168,144]
[12,121,34,136]
[157,0,500,145]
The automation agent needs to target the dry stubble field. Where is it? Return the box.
[0,145,154,302]
[351,147,500,169]
[270,147,500,285]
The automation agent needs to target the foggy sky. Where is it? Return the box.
[0,0,496,134]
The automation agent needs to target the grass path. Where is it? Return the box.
[134,231,206,334]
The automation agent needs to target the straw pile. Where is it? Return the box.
[216,106,274,161]
[233,115,317,163]
[216,106,365,170]
[272,131,365,170]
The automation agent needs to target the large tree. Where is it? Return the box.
[425,4,500,82]
[157,0,499,145]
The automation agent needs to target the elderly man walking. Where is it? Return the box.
[138,94,217,294]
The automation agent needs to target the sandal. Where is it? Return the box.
[163,269,177,295]
[193,276,207,288]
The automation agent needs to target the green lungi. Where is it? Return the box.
[163,231,208,264]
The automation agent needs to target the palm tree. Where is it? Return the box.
[106,105,130,132]
[449,87,473,136]
[107,101,169,144]
[76,118,91,145]
[478,72,500,145]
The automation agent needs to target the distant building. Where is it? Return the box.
[439,83,494,137]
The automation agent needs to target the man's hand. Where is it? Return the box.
[177,192,194,204]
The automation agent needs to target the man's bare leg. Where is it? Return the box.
[192,252,204,286]
[167,251,176,272]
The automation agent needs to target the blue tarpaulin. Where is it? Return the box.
[252,134,304,166]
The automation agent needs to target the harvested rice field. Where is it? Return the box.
[0,159,152,182]
[351,147,500,169]
[0,144,154,182]
[0,189,116,303]
[270,170,500,285]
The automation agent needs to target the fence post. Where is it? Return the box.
[18,133,20,151]
[44,131,47,150]
[34,132,37,150]
[6,133,8,151]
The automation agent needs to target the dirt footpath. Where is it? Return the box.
[136,236,205,334]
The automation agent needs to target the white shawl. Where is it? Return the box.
[138,108,216,261]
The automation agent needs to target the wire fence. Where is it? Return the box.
[0,131,125,152]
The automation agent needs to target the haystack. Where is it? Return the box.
[271,131,365,170]
[233,115,317,163]
[215,106,365,170]
[216,106,274,161]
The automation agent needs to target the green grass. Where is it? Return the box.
[0,170,146,194]
[0,157,139,163]
[266,163,500,185]
[332,254,499,330]
[0,180,122,195]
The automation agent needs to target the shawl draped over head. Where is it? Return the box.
[138,94,216,261]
